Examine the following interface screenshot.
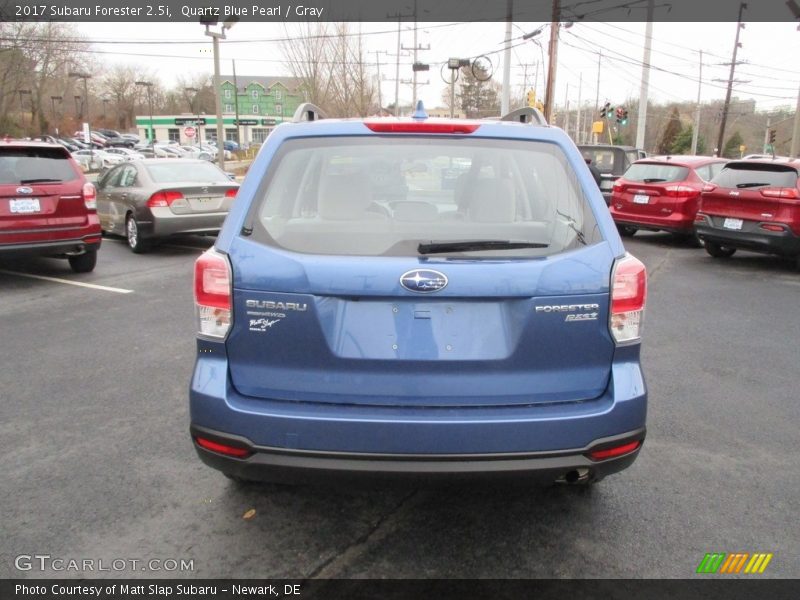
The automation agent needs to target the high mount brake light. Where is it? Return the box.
[364,122,480,134]
[610,254,647,344]
[194,248,232,339]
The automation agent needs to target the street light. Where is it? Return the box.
[50,95,62,135]
[203,15,238,170]
[69,71,92,161]
[135,80,154,154]
[185,86,201,147]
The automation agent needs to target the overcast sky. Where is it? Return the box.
[75,20,800,113]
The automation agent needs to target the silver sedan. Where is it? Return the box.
[96,159,239,253]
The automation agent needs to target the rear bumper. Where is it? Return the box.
[146,209,227,238]
[610,208,695,234]
[0,233,101,257]
[189,350,647,484]
[695,220,800,256]
[191,423,644,485]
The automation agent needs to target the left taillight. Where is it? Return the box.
[82,182,96,210]
[225,188,237,198]
[609,254,647,345]
[194,248,232,339]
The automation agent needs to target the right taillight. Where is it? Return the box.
[760,187,799,199]
[610,254,647,344]
[82,182,96,210]
[194,248,232,339]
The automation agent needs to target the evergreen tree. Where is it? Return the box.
[722,131,744,158]
[456,65,499,118]
[656,107,682,154]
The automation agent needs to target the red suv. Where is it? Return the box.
[695,159,800,267]
[0,141,101,272]
[609,156,727,241]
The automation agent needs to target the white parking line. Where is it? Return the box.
[0,270,134,294]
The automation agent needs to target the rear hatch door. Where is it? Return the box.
[224,133,617,409]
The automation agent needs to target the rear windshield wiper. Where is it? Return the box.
[642,178,667,183]
[736,182,770,188]
[20,178,62,184]
[418,240,549,255]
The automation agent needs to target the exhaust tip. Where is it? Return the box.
[557,468,590,484]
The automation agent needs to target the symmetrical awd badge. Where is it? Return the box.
[400,270,448,293]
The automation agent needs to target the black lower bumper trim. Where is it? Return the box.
[190,424,645,486]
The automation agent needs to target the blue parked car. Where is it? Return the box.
[190,104,648,486]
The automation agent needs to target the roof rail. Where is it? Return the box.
[291,103,328,123]
[496,106,548,126]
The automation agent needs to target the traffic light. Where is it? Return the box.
[600,102,611,119]
[768,129,776,144]
[527,90,536,108]
[620,108,629,126]
[615,107,624,122]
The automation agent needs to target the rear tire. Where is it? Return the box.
[617,225,637,237]
[704,241,736,258]
[126,213,150,254]
[68,248,97,273]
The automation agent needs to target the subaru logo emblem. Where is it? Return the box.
[400,269,448,293]
[16,186,33,195]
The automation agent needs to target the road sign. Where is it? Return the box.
[184,126,196,139]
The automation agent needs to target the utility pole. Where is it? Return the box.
[401,2,429,110]
[764,116,771,153]
[594,51,601,143]
[563,83,569,132]
[232,60,241,148]
[716,2,747,158]
[791,81,800,157]
[576,73,582,144]
[691,50,703,155]
[204,17,237,170]
[635,0,654,150]
[501,0,513,115]
[543,0,560,123]
[375,51,383,111]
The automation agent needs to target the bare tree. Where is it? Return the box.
[281,23,376,118]
[0,22,91,135]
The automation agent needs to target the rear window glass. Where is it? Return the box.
[144,162,230,183]
[248,137,600,258]
[623,163,689,183]
[712,163,799,189]
[579,148,622,174]
[0,147,78,184]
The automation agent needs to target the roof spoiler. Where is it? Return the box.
[488,106,547,126]
[291,103,327,122]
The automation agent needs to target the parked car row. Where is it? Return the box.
[0,140,239,271]
[606,153,800,268]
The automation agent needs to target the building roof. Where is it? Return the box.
[220,76,304,92]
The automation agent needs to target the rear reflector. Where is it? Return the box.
[760,187,799,199]
[610,254,647,344]
[694,213,708,223]
[587,440,641,461]
[195,437,252,459]
[760,223,786,232]
[194,248,232,339]
[82,182,96,210]
[364,121,480,134]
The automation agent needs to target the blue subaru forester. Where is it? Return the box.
[190,104,647,486]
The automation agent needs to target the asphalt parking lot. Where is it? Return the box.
[1,232,798,579]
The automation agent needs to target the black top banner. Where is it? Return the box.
[3,0,800,22]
